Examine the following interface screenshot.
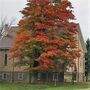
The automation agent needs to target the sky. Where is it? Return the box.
[0,0,90,41]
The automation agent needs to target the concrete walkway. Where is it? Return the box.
[77,88,90,90]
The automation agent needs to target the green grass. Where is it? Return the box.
[0,82,90,90]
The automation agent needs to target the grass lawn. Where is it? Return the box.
[0,82,90,90]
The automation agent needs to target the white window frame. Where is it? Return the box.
[53,73,58,81]
[37,73,41,80]
[18,73,24,80]
[2,73,7,79]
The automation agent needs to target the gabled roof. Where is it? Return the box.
[0,27,18,49]
[0,25,86,52]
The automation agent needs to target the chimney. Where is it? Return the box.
[1,24,9,37]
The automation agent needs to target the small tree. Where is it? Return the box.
[10,0,80,81]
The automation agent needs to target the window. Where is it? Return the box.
[2,49,8,65]
[0,73,2,79]
[53,73,58,81]
[2,73,7,79]
[37,73,41,80]
[4,53,7,65]
[18,73,23,80]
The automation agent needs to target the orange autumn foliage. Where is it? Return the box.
[10,0,80,71]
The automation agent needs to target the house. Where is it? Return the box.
[76,25,87,82]
[0,24,86,83]
[64,25,87,82]
[0,25,30,83]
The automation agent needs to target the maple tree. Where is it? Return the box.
[10,0,80,72]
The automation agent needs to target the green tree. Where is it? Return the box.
[85,39,90,81]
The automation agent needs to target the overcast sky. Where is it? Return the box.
[0,0,89,41]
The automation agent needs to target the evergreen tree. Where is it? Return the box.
[85,39,90,81]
